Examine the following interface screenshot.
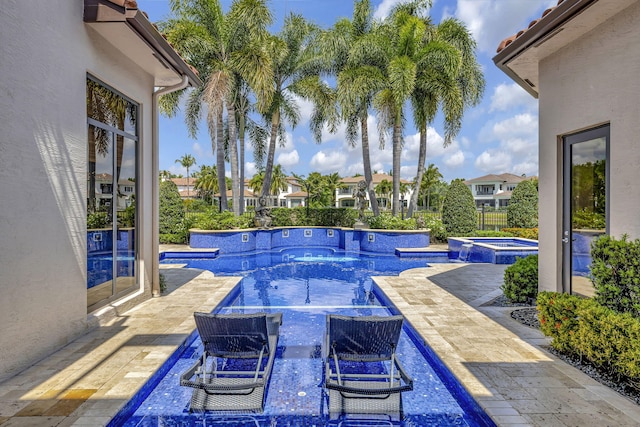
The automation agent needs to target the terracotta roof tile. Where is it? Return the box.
[496,0,566,53]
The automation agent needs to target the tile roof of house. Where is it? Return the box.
[341,173,411,184]
[169,178,193,186]
[465,173,531,184]
[285,191,308,198]
[496,0,566,53]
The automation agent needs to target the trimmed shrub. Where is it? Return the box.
[367,213,417,230]
[502,254,538,303]
[590,234,640,317]
[537,291,582,353]
[507,180,538,228]
[501,227,538,240]
[442,180,476,235]
[193,211,253,230]
[538,292,640,382]
[160,180,188,243]
[422,216,447,244]
[87,211,109,229]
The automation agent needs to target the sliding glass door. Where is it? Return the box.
[87,77,138,311]
[562,125,608,297]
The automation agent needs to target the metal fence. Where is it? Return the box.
[185,208,509,231]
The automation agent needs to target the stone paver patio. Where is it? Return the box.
[0,249,638,426]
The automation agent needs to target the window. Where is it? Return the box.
[87,76,138,312]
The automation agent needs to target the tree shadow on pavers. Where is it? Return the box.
[427,263,508,305]
[160,267,210,296]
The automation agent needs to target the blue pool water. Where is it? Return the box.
[114,248,494,427]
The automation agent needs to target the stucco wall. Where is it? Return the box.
[0,0,155,379]
[538,1,640,292]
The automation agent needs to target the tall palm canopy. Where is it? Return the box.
[160,0,273,214]
[155,0,484,219]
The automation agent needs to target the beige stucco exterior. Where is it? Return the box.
[537,1,640,292]
[0,0,198,380]
[494,0,640,294]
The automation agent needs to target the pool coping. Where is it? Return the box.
[1,249,640,426]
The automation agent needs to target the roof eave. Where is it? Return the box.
[84,0,201,87]
[492,0,597,99]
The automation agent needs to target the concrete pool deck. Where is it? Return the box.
[1,248,639,426]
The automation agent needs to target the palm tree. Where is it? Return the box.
[161,0,273,215]
[324,172,346,207]
[318,0,382,215]
[250,165,288,206]
[375,179,393,210]
[194,165,218,204]
[175,154,197,198]
[407,17,485,216]
[372,2,432,216]
[254,14,335,201]
[87,78,137,213]
[420,163,443,211]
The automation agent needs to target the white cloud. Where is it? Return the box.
[454,0,556,54]
[277,150,300,169]
[444,150,465,167]
[474,150,512,173]
[244,162,257,178]
[295,96,315,126]
[492,113,537,140]
[310,150,347,173]
[490,83,538,113]
[192,142,207,159]
[373,0,405,20]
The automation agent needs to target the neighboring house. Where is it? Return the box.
[0,0,200,380]
[338,174,413,210]
[170,177,196,199]
[284,191,309,208]
[493,0,639,297]
[464,173,533,209]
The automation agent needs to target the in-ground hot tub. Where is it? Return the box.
[448,237,538,264]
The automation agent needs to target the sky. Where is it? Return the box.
[140,0,555,184]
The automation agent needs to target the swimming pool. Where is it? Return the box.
[448,237,538,264]
[112,248,495,426]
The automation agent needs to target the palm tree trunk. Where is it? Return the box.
[238,113,246,215]
[261,110,280,200]
[392,119,402,216]
[226,100,240,216]
[408,123,426,217]
[361,117,379,216]
[216,106,228,211]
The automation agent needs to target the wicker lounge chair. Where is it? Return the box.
[180,312,282,413]
[324,314,413,420]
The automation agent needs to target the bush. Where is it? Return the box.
[442,180,476,235]
[193,211,253,230]
[591,234,640,317]
[572,207,605,230]
[159,180,189,243]
[537,291,582,353]
[367,213,417,230]
[501,227,538,240]
[538,292,640,382]
[87,211,109,229]
[507,180,538,228]
[420,216,447,243]
[502,254,538,303]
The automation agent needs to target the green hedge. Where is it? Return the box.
[590,234,640,317]
[501,227,538,240]
[502,254,538,303]
[442,180,476,235]
[538,291,640,381]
